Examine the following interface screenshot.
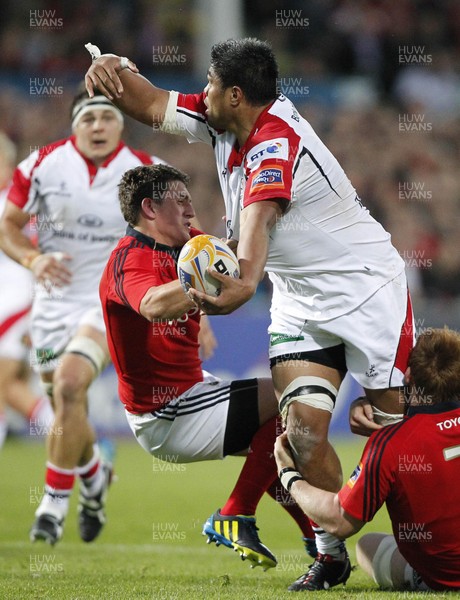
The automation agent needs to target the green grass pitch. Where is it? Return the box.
[0,436,455,599]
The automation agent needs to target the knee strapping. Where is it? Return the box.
[64,336,108,376]
[279,376,338,424]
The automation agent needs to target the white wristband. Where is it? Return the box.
[280,469,303,492]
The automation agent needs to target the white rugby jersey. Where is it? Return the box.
[0,188,33,324]
[161,92,405,320]
[8,137,164,309]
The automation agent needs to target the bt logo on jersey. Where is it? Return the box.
[248,138,288,164]
[250,146,279,162]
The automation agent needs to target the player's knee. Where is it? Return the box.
[279,376,336,468]
[53,371,87,407]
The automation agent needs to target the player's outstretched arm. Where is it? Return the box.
[274,432,363,539]
[85,52,169,128]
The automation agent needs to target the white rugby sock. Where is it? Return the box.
[311,521,346,558]
[76,445,104,497]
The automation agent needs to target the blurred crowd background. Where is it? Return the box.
[1,0,460,325]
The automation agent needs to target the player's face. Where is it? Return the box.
[204,68,231,129]
[73,109,123,166]
[153,182,195,247]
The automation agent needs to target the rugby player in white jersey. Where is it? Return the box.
[0,89,165,545]
[0,131,53,450]
[85,39,415,590]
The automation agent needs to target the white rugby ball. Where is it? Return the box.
[177,234,240,297]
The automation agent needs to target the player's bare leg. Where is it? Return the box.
[272,361,343,490]
[272,361,351,590]
[0,356,53,448]
[31,326,112,544]
[4,372,53,433]
[285,402,342,491]
[47,352,97,468]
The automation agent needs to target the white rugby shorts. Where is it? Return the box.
[31,302,106,373]
[126,372,232,462]
[269,272,414,390]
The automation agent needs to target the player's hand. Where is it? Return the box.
[274,432,296,472]
[85,54,139,100]
[349,396,383,437]
[31,252,72,287]
[198,314,218,360]
[188,269,254,315]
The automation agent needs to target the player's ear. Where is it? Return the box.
[403,366,412,385]
[140,197,156,219]
[229,86,243,107]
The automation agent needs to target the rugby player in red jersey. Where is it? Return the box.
[100,163,317,576]
[275,328,460,592]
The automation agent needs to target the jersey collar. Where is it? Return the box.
[126,225,182,260]
[228,99,276,172]
[407,399,460,416]
[70,136,125,184]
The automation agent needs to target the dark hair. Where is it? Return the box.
[70,89,90,120]
[118,164,190,225]
[408,327,460,403]
[70,84,117,122]
[210,38,279,106]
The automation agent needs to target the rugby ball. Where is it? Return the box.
[177,234,240,296]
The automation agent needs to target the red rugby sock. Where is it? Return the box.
[221,416,279,516]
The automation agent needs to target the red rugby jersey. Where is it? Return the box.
[100,226,203,413]
[339,401,460,591]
